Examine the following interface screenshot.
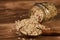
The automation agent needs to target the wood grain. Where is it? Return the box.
[0,1,60,23]
[0,0,60,40]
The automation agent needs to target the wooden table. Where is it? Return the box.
[0,0,60,40]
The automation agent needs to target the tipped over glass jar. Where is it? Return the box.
[30,2,57,22]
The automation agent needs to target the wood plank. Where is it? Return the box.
[0,1,60,23]
[0,1,60,9]
[0,23,60,40]
[0,0,60,40]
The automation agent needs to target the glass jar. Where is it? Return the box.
[30,2,57,22]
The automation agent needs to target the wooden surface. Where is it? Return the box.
[0,0,60,40]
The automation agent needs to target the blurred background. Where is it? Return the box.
[0,0,60,40]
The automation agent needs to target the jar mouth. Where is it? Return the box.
[31,2,48,22]
[30,6,45,22]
